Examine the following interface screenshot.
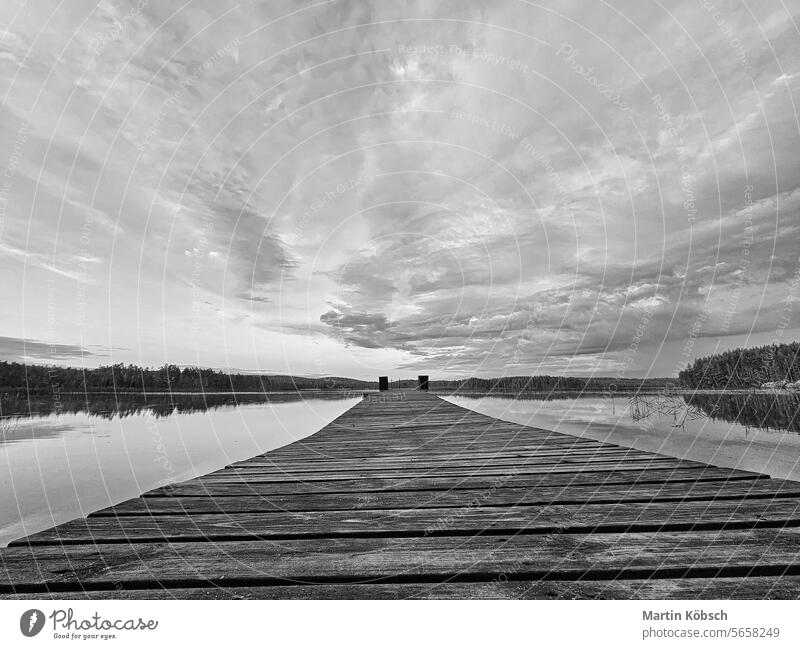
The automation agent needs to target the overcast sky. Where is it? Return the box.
[1,1,799,379]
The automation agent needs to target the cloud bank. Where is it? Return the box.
[1,1,798,378]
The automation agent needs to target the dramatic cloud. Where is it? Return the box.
[1,1,798,377]
[0,337,98,363]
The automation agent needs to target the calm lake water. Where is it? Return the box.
[3,389,800,547]
[443,391,800,483]
[0,392,360,546]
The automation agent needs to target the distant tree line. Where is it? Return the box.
[678,342,800,389]
[430,375,671,393]
[0,390,355,420]
[0,361,376,393]
[0,361,677,396]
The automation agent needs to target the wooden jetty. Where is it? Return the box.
[2,390,800,599]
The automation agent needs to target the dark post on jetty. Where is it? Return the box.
[417,375,429,391]
[378,376,389,391]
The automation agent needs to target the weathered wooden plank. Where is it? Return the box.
[230,458,695,471]
[229,450,667,472]
[5,576,799,599]
[261,440,612,459]
[163,461,723,484]
[248,448,635,465]
[3,528,800,592]
[268,430,600,441]
[227,455,670,474]
[15,498,800,546]
[146,468,762,497]
[278,423,589,435]
[264,439,600,452]
[223,462,702,479]
[235,446,638,466]
[97,479,800,516]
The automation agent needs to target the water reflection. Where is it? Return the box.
[0,391,362,545]
[682,392,800,434]
[626,392,800,434]
[437,390,800,435]
[628,394,719,429]
[0,389,365,422]
[443,390,800,484]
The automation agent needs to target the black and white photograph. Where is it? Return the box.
[1,0,800,644]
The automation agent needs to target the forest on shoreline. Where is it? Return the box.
[4,340,798,396]
[0,360,670,395]
[431,375,671,392]
[678,342,800,389]
[0,361,375,393]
